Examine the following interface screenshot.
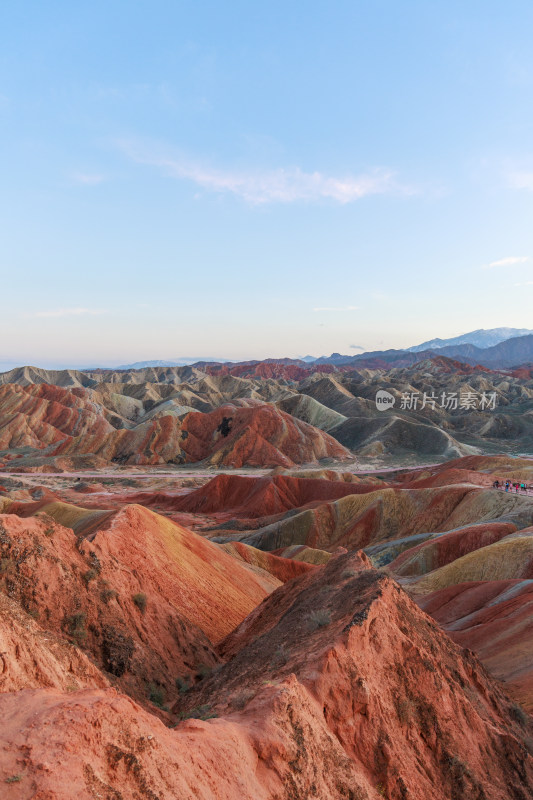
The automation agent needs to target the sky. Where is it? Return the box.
[1,0,533,369]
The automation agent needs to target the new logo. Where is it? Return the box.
[375,390,396,411]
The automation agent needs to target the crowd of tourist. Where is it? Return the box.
[493,479,533,494]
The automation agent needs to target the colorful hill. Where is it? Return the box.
[0,553,532,799]
[0,502,280,704]
[1,360,532,465]
[418,579,533,710]
[1,457,533,796]
[51,402,351,467]
[169,473,375,518]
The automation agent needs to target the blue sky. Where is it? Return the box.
[1,0,533,368]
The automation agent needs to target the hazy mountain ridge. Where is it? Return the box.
[407,327,533,352]
[315,333,533,369]
[1,355,532,468]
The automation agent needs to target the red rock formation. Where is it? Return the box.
[204,361,338,380]
[1,553,532,799]
[176,403,350,467]
[184,553,533,799]
[0,383,114,450]
[50,403,351,467]
[0,504,279,704]
[218,540,317,582]
[0,592,108,693]
[418,579,533,711]
[214,484,483,553]
[389,521,517,576]
[169,473,379,518]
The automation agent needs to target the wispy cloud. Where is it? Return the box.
[27,308,107,318]
[120,141,414,205]
[350,344,365,350]
[514,281,533,286]
[313,305,359,312]
[71,172,106,186]
[482,256,530,269]
[507,171,533,191]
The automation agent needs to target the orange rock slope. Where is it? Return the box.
[171,456,533,714]
[0,384,351,467]
[1,552,532,799]
[52,402,351,467]
[1,456,533,798]
[0,503,279,704]
[0,383,114,449]
[170,472,375,517]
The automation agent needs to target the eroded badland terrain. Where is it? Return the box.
[1,358,533,799]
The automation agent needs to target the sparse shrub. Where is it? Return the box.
[197,663,213,678]
[232,689,255,710]
[395,697,414,725]
[341,568,358,580]
[44,526,54,537]
[102,625,134,676]
[100,586,118,604]
[0,557,14,574]
[510,702,529,728]
[177,704,217,721]
[88,551,102,574]
[27,606,40,621]
[66,612,87,645]
[272,644,288,667]
[307,609,331,630]
[132,592,147,613]
[5,774,22,784]
[83,568,98,586]
[148,682,165,708]
[175,676,191,694]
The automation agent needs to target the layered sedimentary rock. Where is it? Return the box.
[0,504,279,703]
[1,356,532,465]
[1,551,532,799]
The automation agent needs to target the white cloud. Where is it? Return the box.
[120,142,413,205]
[27,308,107,318]
[514,281,533,286]
[71,172,106,186]
[482,256,530,269]
[507,171,533,191]
[313,305,359,312]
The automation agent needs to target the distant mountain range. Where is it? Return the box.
[5,328,533,375]
[116,357,232,369]
[314,328,533,370]
[406,327,533,352]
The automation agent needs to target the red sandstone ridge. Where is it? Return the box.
[174,402,351,467]
[169,473,377,518]
[417,580,533,711]
[177,552,533,798]
[218,540,317,582]
[49,402,350,467]
[389,521,518,576]
[0,504,280,705]
[0,383,114,450]
[1,553,532,799]
[204,361,338,379]
[0,592,109,693]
